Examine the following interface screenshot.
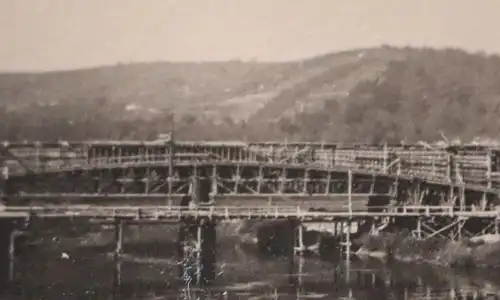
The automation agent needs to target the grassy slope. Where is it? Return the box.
[0,47,399,121]
[0,61,284,117]
[2,46,500,142]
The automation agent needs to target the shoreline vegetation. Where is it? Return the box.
[354,230,500,269]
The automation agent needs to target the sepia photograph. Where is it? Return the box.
[1,0,500,299]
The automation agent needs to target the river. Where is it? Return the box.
[4,223,500,300]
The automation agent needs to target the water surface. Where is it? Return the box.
[5,226,500,300]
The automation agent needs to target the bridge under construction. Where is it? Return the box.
[1,139,500,288]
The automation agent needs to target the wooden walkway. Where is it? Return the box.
[1,205,499,221]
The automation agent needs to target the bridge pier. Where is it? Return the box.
[343,220,352,282]
[114,220,124,257]
[112,255,122,298]
[293,219,305,255]
[178,177,217,286]
[0,219,16,293]
[178,218,216,286]
[288,254,305,288]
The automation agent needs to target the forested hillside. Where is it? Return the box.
[1,46,500,143]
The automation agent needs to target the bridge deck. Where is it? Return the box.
[1,205,498,221]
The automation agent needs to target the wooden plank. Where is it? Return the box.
[1,205,498,220]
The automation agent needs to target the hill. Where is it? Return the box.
[1,46,500,142]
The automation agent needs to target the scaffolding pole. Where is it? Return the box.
[348,169,353,215]
[114,220,124,257]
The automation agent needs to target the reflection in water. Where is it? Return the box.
[5,229,500,300]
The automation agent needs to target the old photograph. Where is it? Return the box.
[1,1,500,299]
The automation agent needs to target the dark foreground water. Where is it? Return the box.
[5,227,500,300]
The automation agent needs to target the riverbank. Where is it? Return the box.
[354,230,500,268]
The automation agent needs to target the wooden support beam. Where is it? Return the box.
[234,164,240,194]
[369,174,376,194]
[413,180,421,205]
[348,169,353,215]
[302,169,309,194]
[449,185,455,206]
[144,168,150,194]
[297,256,304,286]
[34,146,40,171]
[256,166,263,194]
[416,217,422,240]
[456,219,465,241]
[211,165,218,198]
[339,222,344,260]
[421,223,446,240]
[447,154,453,183]
[393,173,399,201]
[167,140,174,207]
[112,255,122,296]
[480,192,488,211]
[279,168,286,194]
[196,224,202,285]
[487,149,493,189]
[460,185,466,211]
[297,223,304,254]
[325,172,331,195]
[8,230,16,283]
[345,220,351,283]
[382,143,388,174]
[114,220,124,256]
[425,219,462,240]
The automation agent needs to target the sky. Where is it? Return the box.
[1,0,500,71]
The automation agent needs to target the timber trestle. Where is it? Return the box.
[2,139,500,289]
[2,140,500,210]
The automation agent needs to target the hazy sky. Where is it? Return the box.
[1,0,500,71]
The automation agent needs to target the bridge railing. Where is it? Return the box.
[88,153,210,167]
